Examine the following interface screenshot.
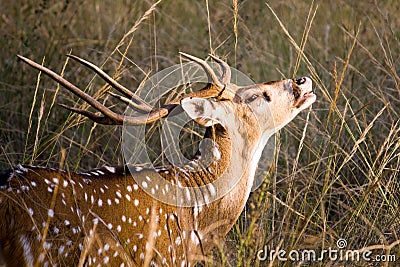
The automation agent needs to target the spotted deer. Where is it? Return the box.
[0,52,316,266]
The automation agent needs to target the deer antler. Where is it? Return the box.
[17,53,234,125]
[179,52,235,101]
[209,54,231,85]
[66,55,153,113]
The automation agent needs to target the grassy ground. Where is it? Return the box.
[1,0,399,266]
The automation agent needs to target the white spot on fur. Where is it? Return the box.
[58,245,65,255]
[105,166,115,173]
[185,188,191,201]
[17,164,29,172]
[193,205,199,219]
[208,184,216,196]
[212,145,221,160]
[190,231,200,245]
[135,166,143,172]
[48,209,54,218]
[43,242,52,249]
[21,185,29,191]
[19,234,34,266]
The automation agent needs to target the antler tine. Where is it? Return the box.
[58,104,121,125]
[107,91,140,107]
[58,103,170,125]
[107,92,167,114]
[179,52,223,88]
[66,54,152,113]
[17,55,170,125]
[177,53,236,102]
[208,54,231,85]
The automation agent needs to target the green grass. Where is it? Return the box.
[1,0,399,266]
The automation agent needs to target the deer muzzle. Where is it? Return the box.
[292,77,316,109]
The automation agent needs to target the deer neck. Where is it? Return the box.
[188,124,273,236]
[187,124,273,197]
[220,128,272,213]
[197,125,232,179]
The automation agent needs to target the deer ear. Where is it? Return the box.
[181,97,223,127]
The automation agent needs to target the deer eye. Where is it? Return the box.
[246,94,259,103]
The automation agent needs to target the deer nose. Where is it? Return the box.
[295,77,307,85]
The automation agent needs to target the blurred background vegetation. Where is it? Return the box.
[0,0,399,266]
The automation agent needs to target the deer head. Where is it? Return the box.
[0,53,315,266]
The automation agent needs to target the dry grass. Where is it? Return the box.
[1,0,400,266]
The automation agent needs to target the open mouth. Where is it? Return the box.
[292,77,316,109]
[302,90,315,98]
